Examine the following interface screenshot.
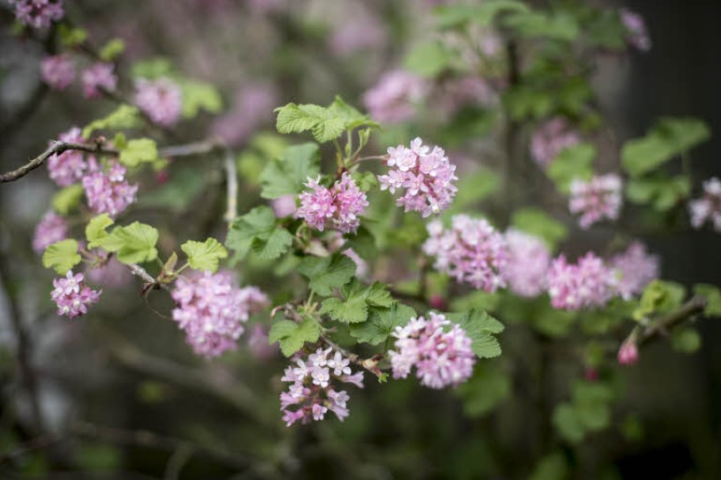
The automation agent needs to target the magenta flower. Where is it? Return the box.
[41,54,75,90]
[363,70,427,124]
[530,117,581,168]
[171,272,269,358]
[135,78,183,127]
[569,174,623,229]
[423,215,508,292]
[81,63,118,99]
[689,177,721,232]
[389,312,476,389]
[296,173,368,234]
[620,8,652,52]
[547,253,618,310]
[9,0,64,28]
[47,127,87,187]
[378,138,458,217]
[610,242,660,299]
[32,211,68,253]
[280,347,363,426]
[51,271,102,319]
[617,341,639,366]
[504,229,551,298]
[82,158,138,217]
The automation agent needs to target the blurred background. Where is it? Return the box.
[1,0,721,478]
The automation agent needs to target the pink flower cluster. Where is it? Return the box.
[81,63,118,99]
[280,347,363,426]
[47,127,87,186]
[32,211,68,253]
[9,0,63,28]
[689,177,721,232]
[504,229,551,297]
[330,14,386,57]
[423,216,508,292]
[211,84,278,147]
[41,55,75,90]
[378,138,458,217]
[51,271,102,319]
[82,158,139,217]
[363,70,427,124]
[438,76,498,116]
[135,78,183,127]
[610,242,660,299]
[620,8,652,52]
[171,272,269,358]
[296,173,368,234]
[530,117,581,168]
[389,312,475,389]
[569,174,623,229]
[547,253,618,310]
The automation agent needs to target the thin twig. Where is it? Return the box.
[224,147,238,225]
[637,295,708,346]
[128,264,170,292]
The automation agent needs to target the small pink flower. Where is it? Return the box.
[10,0,64,28]
[423,216,508,292]
[271,195,297,218]
[389,312,476,389]
[47,127,87,187]
[610,242,660,299]
[379,138,458,217]
[41,54,75,90]
[530,117,581,168]
[689,177,721,232]
[296,173,368,234]
[135,78,183,127]
[82,158,138,217]
[617,341,639,366]
[504,229,551,298]
[620,9,652,52]
[547,253,618,310]
[171,272,269,358]
[569,174,623,229]
[363,70,427,124]
[51,271,101,319]
[32,211,68,253]
[81,63,118,99]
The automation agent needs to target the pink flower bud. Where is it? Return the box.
[429,294,446,311]
[617,342,639,366]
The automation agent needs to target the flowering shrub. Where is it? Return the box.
[1,1,720,478]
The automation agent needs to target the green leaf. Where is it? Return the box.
[586,9,627,50]
[349,303,416,345]
[529,452,569,480]
[181,238,228,273]
[403,41,452,78]
[456,364,511,417]
[320,280,394,324]
[42,239,81,275]
[259,143,320,199]
[671,327,701,354]
[298,253,357,296]
[226,206,292,262]
[86,214,114,249]
[181,80,222,118]
[275,98,377,144]
[447,309,504,359]
[52,184,84,215]
[269,318,322,357]
[251,228,293,260]
[546,143,596,193]
[435,1,529,29]
[99,38,125,61]
[131,58,175,80]
[694,284,721,317]
[571,381,613,431]
[511,208,568,250]
[626,175,691,211]
[621,117,711,177]
[83,105,142,138]
[504,11,580,42]
[57,25,87,48]
[449,167,501,213]
[633,280,686,321]
[100,222,159,264]
[118,138,158,167]
[553,403,585,444]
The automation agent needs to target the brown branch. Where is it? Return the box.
[637,295,708,347]
[128,264,171,293]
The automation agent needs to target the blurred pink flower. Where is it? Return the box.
[41,55,75,90]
